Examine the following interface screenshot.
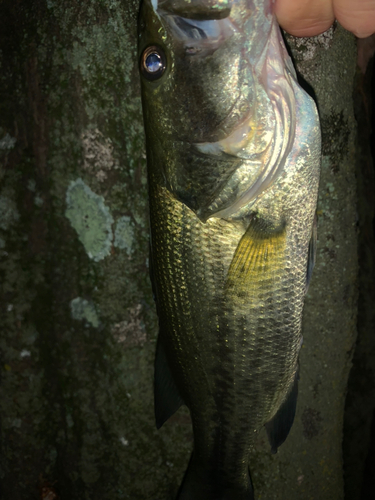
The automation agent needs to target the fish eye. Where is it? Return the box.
[140,45,166,81]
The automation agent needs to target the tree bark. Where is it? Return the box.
[0,2,361,499]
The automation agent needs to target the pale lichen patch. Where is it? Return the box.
[70,297,99,328]
[119,436,129,446]
[81,128,118,182]
[0,193,20,231]
[65,178,113,261]
[0,133,16,150]
[114,215,135,255]
[111,304,146,347]
[27,179,36,192]
[285,24,335,61]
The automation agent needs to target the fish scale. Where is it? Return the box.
[151,178,299,474]
[139,0,321,498]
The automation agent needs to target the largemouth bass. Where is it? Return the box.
[138,1,321,498]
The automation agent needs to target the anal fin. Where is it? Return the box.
[265,369,299,454]
[154,335,184,429]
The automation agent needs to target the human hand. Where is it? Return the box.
[275,0,375,38]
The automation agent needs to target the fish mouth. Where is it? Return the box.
[157,0,233,20]
[155,0,239,56]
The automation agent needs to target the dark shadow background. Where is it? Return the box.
[344,39,375,500]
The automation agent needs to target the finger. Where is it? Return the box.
[274,0,335,37]
[334,0,375,38]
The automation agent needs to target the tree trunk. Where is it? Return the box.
[0,2,363,499]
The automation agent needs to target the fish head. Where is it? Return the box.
[139,0,297,220]
[139,0,245,140]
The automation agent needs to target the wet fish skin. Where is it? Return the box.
[138,1,321,499]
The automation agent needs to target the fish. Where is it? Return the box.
[138,1,321,499]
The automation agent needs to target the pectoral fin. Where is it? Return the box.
[226,215,286,294]
[265,369,299,454]
[154,335,185,429]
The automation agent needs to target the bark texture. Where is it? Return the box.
[0,2,362,500]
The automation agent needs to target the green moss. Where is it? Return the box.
[65,178,114,261]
